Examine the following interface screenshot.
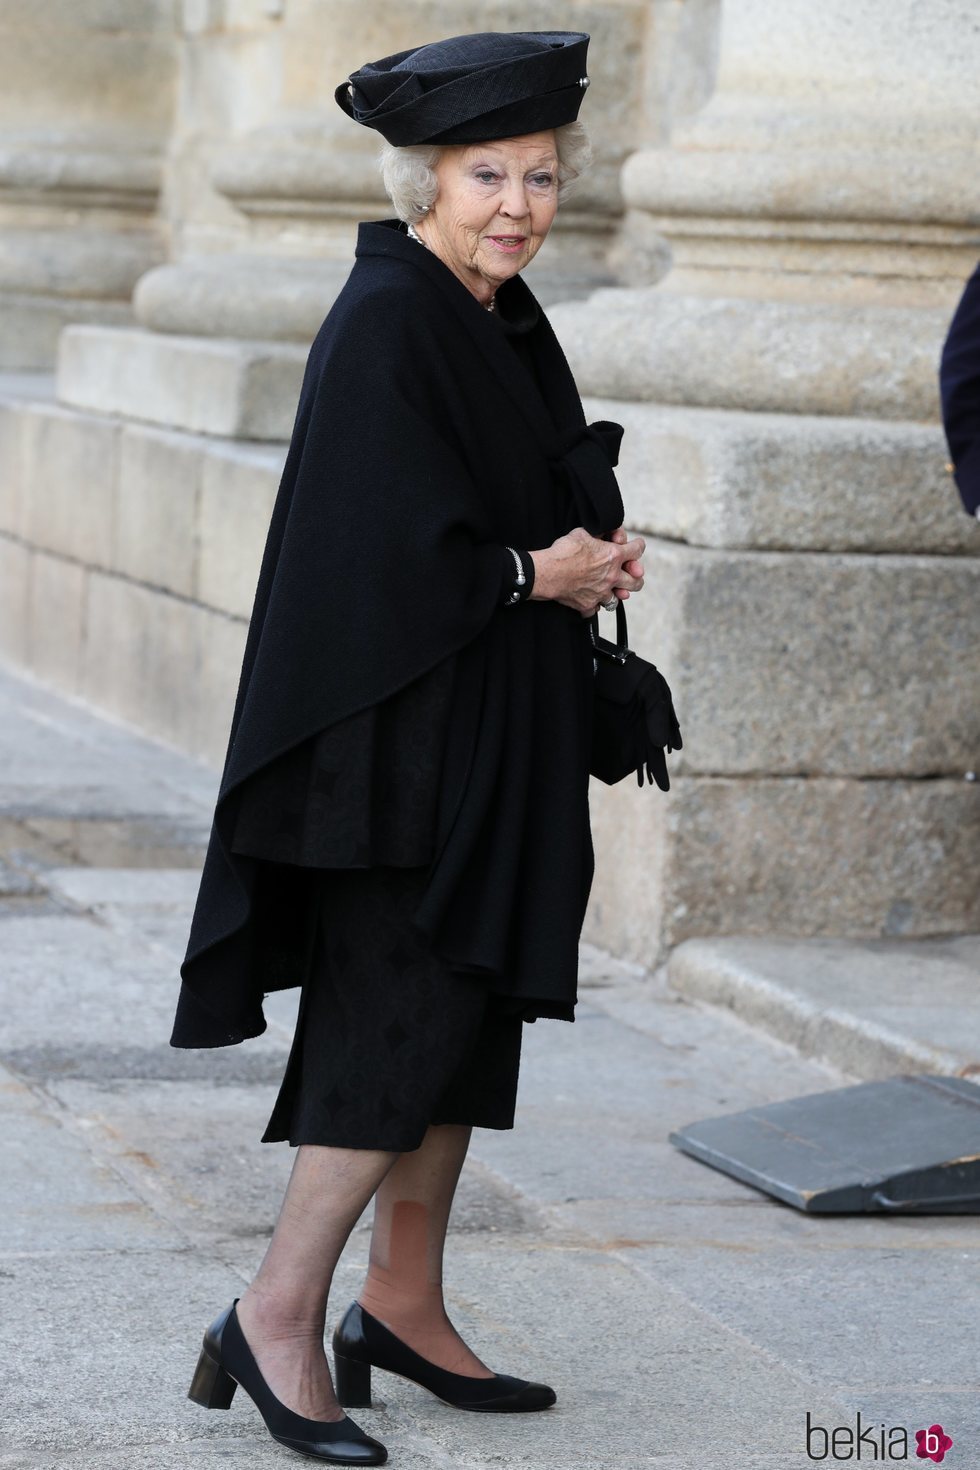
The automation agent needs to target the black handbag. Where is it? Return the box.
[588,600,683,790]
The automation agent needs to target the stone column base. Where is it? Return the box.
[57,327,307,440]
[587,775,980,968]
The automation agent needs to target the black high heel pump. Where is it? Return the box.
[332,1300,557,1413]
[188,1298,388,1464]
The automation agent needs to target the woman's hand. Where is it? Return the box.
[529,525,645,618]
[606,524,645,599]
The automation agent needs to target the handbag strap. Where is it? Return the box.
[588,599,631,662]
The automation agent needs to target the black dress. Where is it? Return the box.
[236,283,546,1149]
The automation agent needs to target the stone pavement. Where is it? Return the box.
[0,661,977,1470]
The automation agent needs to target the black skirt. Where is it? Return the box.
[261,864,524,1151]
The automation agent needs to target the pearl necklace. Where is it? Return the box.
[406,222,497,312]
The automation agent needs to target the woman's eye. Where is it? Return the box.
[532,174,555,186]
[476,171,496,183]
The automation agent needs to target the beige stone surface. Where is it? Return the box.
[615,0,977,301]
[1,384,286,633]
[0,6,176,136]
[0,3,176,366]
[115,425,202,598]
[587,398,977,555]
[0,226,164,300]
[0,535,30,667]
[715,0,975,103]
[133,256,351,342]
[57,326,307,440]
[622,142,980,232]
[26,547,86,696]
[0,148,161,200]
[566,1,980,964]
[0,396,24,535]
[666,932,980,1081]
[81,570,246,764]
[0,294,132,372]
[198,441,284,618]
[586,774,980,968]
[20,403,118,569]
[626,538,980,779]
[552,290,950,420]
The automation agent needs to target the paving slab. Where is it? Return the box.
[0,1252,305,1457]
[550,1192,980,1252]
[0,1064,183,1255]
[469,998,856,1207]
[384,1234,850,1464]
[42,1077,311,1245]
[0,663,217,814]
[42,866,204,910]
[0,909,295,1082]
[623,1240,980,1394]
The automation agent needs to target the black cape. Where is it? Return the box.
[170,218,625,1049]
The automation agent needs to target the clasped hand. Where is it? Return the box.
[531,525,646,618]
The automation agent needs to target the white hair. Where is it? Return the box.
[376,121,592,224]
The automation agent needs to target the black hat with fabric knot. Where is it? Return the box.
[335,31,591,146]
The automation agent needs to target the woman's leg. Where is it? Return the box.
[356,1121,496,1377]
[235,1141,399,1420]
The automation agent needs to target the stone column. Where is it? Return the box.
[0,1,176,368]
[557,0,980,963]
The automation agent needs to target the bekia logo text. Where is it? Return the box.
[806,1411,953,1462]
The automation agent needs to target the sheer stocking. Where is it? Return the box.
[235,1141,399,1420]
[357,1121,496,1378]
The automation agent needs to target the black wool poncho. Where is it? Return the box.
[169,218,626,1049]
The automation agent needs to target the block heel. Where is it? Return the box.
[188,1346,238,1409]
[334,1351,373,1408]
[332,1300,557,1413]
[187,1299,387,1464]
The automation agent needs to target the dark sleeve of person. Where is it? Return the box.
[939,261,980,517]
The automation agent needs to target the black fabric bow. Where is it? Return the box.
[549,419,626,537]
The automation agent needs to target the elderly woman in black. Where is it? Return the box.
[175,30,646,1466]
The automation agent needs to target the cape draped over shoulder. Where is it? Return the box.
[170,218,625,1049]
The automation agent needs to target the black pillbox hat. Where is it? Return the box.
[335,30,591,146]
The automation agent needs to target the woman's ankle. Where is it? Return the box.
[357,1280,448,1329]
[238,1282,329,1341]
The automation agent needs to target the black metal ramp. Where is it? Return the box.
[668,1073,980,1213]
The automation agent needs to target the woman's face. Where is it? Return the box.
[418,130,559,300]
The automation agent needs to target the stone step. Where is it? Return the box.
[587,775,980,969]
[42,865,202,912]
[556,289,949,420]
[0,292,133,372]
[57,324,307,439]
[623,537,980,779]
[580,396,978,556]
[666,933,980,1080]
